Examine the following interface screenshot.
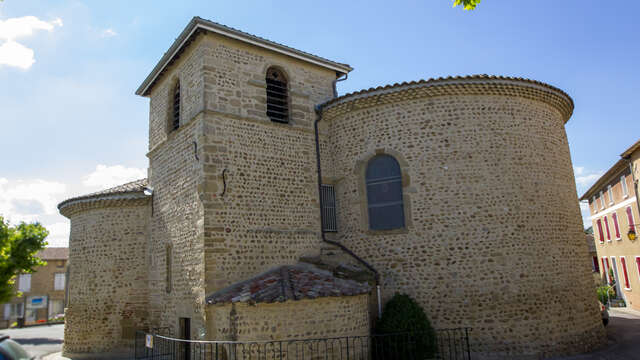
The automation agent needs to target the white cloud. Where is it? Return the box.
[0,16,63,41]
[0,40,35,69]
[82,164,146,190]
[576,173,603,187]
[100,28,117,38]
[0,178,67,224]
[579,202,589,212]
[0,16,63,69]
[43,221,70,247]
[574,165,604,230]
[574,166,604,188]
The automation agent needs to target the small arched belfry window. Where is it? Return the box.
[366,155,405,230]
[265,67,289,123]
[171,82,180,131]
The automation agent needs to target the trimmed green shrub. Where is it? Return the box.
[374,293,437,359]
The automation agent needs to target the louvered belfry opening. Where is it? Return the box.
[172,82,180,131]
[266,68,289,123]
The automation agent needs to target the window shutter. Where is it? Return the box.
[599,191,605,209]
[593,256,599,272]
[612,213,621,239]
[627,207,635,227]
[596,219,604,243]
[621,257,631,289]
[607,185,614,204]
[604,216,611,240]
[601,258,606,276]
[320,184,337,232]
[636,258,640,282]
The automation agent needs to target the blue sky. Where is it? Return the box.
[1,1,638,245]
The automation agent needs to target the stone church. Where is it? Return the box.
[58,17,605,359]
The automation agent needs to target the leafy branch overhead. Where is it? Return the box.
[453,0,481,10]
[0,217,48,303]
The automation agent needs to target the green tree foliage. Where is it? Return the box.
[597,285,614,306]
[0,217,48,303]
[452,0,481,10]
[374,293,437,359]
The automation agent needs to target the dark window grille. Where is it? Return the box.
[266,68,289,123]
[172,83,180,131]
[321,184,337,232]
[366,155,405,230]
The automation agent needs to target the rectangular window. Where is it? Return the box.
[592,256,599,272]
[604,216,611,241]
[592,196,597,212]
[320,184,337,232]
[18,274,31,292]
[166,244,172,294]
[612,212,621,239]
[48,300,64,319]
[54,273,65,291]
[607,185,614,205]
[621,257,631,289]
[604,257,611,283]
[596,219,604,243]
[621,175,629,197]
[4,304,23,319]
[599,191,605,209]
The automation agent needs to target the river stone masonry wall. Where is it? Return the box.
[59,17,607,359]
[206,295,370,342]
[61,201,150,357]
[195,34,337,295]
[319,78,606,359]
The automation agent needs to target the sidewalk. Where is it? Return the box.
[609,306,640,318]
[41,353,69,360]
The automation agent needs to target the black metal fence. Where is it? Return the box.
[134,328,471,360]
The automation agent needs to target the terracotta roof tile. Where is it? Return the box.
[320,74,574,111]
[57,178,148,210]
[206,264,371,305]
[137,17,352,96]
[36,247,68,260]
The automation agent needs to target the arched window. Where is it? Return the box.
[265,67,288,123]
[366,155,405,230]
[171,82,180,131]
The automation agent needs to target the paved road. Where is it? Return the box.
[550,307,640,360]
[1,324,64,359]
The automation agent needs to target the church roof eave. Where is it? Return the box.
[135,17,353,97]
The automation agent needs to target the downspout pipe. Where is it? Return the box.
[314,73,382,318]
